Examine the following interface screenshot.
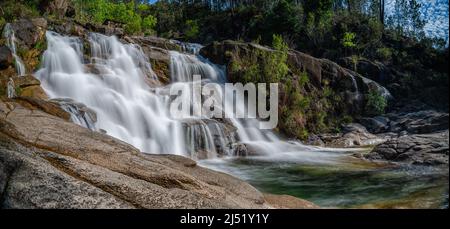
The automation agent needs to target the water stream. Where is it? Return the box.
[3,23,26,76]
[35,31,448,208]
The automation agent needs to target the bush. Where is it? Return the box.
[376,47,393,62]
[365,90,388,116]
[184,20,199,40]
[142,15,157,35]
[342,32,356,48]
[72,0,157,35]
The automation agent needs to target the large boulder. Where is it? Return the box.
[200,40,392,114]
[318,123,386,148]
[360,109,449,134]
[200,40,393,139]
[0,99,274,208]
[365,130,449,166]
[39,0,71,18]
[10,18,47,48]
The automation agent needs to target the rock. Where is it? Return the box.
[232,143,261,157]
[319,123,386,148]
[41,0,70,18]
[10,18,47,48]
[47,18,86,37]
[339,57,393,85]
[393,110,449,134]
[359,116,391,134]
[306,134,325,147]
[126,36,182,52]
[200,40,392,116]
[12,97,71,121]
[365,130,449,166]
[0,46,13,70]
[12,75,41,88]
[19,85,48,100]
[264,194,319,209]
[0,100,271,208]
[360,108,449,135]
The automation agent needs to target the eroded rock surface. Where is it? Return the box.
[364,130,449,166]
[0,100,273,209]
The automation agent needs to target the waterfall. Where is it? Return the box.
[7,78,16,98]
[36,31,185,155]
[2,23,26,76]
[36,31,318,160]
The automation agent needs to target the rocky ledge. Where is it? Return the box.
[0,98,315,209]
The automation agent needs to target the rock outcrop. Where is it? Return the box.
[312,123,386,148]
[0,99,274,208]
[200,40,392,140]
[0,46,13,70]
[364,130,449,166]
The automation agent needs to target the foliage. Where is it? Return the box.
[342,32,357,48]
[365,90,388,116]
[142,15,157,35]
[72,0,157,35]
[0,1,40,21]
[184,20,199,40]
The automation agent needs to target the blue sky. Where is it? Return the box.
[386,0,449,41]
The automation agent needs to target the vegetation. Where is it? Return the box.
[0,0,448,137]
[365,90,388,116]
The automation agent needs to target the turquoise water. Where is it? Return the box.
[201,150,449,209]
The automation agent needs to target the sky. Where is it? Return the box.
[386,0,449,42]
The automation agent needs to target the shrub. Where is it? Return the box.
[184,20,199,40]
[365,90,387,116]
[376,47,393,62]
[342,32,356,48]
[142,15,157,35]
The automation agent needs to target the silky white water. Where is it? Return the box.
[3,23,26,76]
[36,31,321,160]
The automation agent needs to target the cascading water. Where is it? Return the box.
[3,23,26,76]
[7,78,16,98]
[36,31,185,155]
[36,30,319,160]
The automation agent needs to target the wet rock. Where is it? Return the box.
[10,18,47,48]
[319,123,386,148]
[306,134,325,147]
[12,97,71,121]
[360,109,449,135]
[51,98,97,130]
[9,75,41,88]
[200,40,392,116]
[365,130,449,166]
[339,57,393,85]
[0,46,13,70]
[40,0,71,18]
[127,36,182,52]
[359,116,391,134]
[0,100,270,209]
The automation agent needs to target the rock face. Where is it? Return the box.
[9,18,47,49]
[365,131,449,166]
[0,99,274,209]
[0,46,13,70]
[313,123,386,148]
[200,40,392,140]
[360,102,449,135]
